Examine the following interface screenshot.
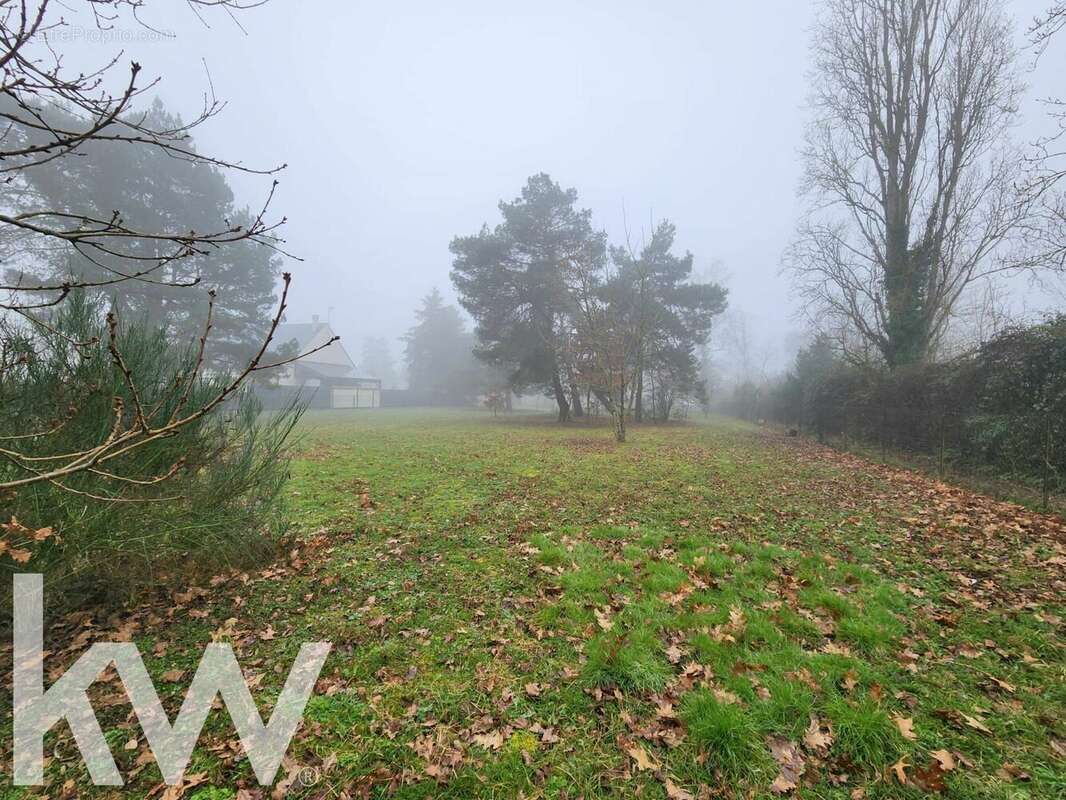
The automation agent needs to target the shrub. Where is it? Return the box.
[0,296,302,611]
[768,316,1066,499]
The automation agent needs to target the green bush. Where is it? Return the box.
[0,295,302,611]
[768,316,1066,497]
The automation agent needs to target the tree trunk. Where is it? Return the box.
[551,371,571,422]
[634,367,644,422]
[591,387,616,414]
[570,381,584,418]
[614,383,626,442]
[884,233,933,367]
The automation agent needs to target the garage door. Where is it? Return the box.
[331,388,356,408]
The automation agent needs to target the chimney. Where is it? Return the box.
[312,314,320,325]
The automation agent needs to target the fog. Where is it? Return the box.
[54,0,1066,379]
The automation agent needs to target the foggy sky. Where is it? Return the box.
[56,0,1066,376]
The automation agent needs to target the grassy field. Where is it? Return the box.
[6,409,1065,799]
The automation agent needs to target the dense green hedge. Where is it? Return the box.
[770,317,1066,499]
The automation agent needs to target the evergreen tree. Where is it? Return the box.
[608,222,728,420]
[11,98,280,369]
[403,289,483,405]
[450,174,606,421]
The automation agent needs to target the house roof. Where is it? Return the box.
[274,322,330,352]
[294,361,359,380]
[274,320,371,380]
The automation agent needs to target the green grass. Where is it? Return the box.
[682,689,767,777]
[4,408,1063,799]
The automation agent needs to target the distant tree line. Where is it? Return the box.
[449,174,727,440]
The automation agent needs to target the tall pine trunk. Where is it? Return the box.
[614,382,626,442]
[634,366,644,422]
[551,371,571,422]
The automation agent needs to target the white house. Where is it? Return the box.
[271,316,381,409]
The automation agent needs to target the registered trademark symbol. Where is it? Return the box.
[297,765,321,787]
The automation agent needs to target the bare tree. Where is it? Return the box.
[566,246,640,442]
[1016,3,1066,274]
[1031,2,1066,51]
[788,0,1030,367]
[0,1,329,497]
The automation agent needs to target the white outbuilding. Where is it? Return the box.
[270,316,381,409]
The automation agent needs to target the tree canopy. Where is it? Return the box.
[451,173,606,421]
[403,288,485,405]
[7,98,281,369]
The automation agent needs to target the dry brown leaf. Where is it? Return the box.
[664,777,695,800]
[996,763,1031,782]
[472,731,505,751]
[626,744,660,772]
[768,736,805,794]
[960,713,992,735]
[161,772,207,800]
[930,749,956,771]
[595,608,613,631]
[713,687,741,705]
[893,715,917,741]
[803,716,833,754]
[841,670,859,693]
[891,756,910,785]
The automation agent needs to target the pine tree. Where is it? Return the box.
[450,174,606,421]
[12,98,280,369]
[403,289,483,404]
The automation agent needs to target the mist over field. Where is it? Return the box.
[41,0,1066,383]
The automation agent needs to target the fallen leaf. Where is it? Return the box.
[996,763,1030,782]
[891,756,909,785]
[595,608,613,631]
[472,731,504,751]
[893,715,917,741]
[161,772,207,800]
[803,716,833,754]
[664,777,695,800]
[911,762,948,793]
[930,749,956,771]
[626,744,660,772]
[768,736,805,794]
[961,713,992,735]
